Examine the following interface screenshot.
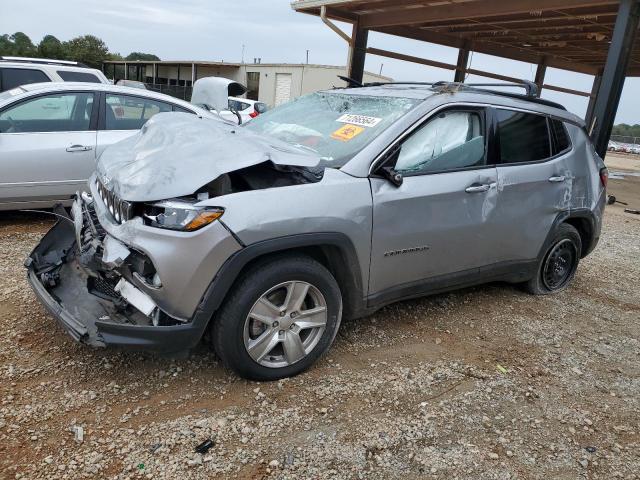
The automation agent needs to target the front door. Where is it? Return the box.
[368,107,500,301]
[0,91,97,206]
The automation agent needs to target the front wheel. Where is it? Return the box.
[211,255,342,380]
[523,223,582,295]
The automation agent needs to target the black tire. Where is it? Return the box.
[523,223,582,295]
[211,254,342,381]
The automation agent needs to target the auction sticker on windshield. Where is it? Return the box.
[336,114,382,128]
[331,124,365,142]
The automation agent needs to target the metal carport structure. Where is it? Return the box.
[292,0,640,158]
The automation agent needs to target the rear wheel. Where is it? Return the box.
[212,255,342,380]
[523,223,581,295]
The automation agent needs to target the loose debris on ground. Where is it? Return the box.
[1,173,639,479]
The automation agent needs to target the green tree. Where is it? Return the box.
[38,34,65,59]
[0,34,14,55]
[10,32,37,56]
[125,52,160,61]
[63,35,109,68]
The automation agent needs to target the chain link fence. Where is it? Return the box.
[144,83,192,102]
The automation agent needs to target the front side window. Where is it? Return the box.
[395,110,486,174]
[57,70,101,83]
[496,109,551,164]
[1,68,50,91]
[0,92,94,133]
[105,94,172,130]
[243,92,420,168]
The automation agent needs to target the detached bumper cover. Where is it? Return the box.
[26,211,208,354]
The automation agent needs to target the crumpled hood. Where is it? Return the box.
[97,112,320,202]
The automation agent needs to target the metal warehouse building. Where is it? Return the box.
[102,60,390,106]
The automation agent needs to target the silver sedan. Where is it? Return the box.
[0,82,214,211]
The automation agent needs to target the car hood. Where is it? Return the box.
[96,112,320,202]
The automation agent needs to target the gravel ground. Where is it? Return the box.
[1,180,639,479]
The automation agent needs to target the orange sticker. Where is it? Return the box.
[331,124,365,142]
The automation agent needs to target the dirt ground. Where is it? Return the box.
[1,154,639,479]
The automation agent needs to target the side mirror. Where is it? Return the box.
[379,166,403,187]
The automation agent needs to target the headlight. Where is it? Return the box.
[143,199,224,231]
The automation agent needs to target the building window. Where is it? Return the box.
[246,72,260,100]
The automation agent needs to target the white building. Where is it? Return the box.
[102,60,391,106]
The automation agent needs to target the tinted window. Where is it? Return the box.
[395,111,485,174]
[497,109,551,164]
[57,70,102,83]
[1,68,50,91]
[550,119,571,154]
[105,94,172,130]
[0,92,94,133]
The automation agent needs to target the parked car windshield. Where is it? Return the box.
[243,92,420,168]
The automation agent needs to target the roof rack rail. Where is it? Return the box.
[0,56,90,68]
[338,77,567,111]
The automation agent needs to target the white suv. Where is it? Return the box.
[0,57,109,92]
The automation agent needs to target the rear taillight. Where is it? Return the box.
[599,167,608,188]
[249,110,259,118]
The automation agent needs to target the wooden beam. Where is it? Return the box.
[360,0,619,29]
[376,25,601,75]
[366,47,457,71]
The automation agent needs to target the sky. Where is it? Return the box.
[2,0,638,124]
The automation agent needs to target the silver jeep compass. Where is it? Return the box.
[26,81,608,380]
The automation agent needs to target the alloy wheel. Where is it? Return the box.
[243,281,327,368]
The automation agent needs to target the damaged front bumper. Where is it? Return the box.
[25,199,228,355]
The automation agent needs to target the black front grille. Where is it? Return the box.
[87,276,122,302]
[95,178,133,224]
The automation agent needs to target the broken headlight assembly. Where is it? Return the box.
[142,199,224,232]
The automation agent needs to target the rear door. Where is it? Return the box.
[492,108,572,263]
[96,92,174,157]
[0,67,51,92]
[0,91,97,206]
[368,107,501,299]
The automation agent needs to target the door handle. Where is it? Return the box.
[548,175,566,183]
[465,183,491,193]
[66,144,93,152]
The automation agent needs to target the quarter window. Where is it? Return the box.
[496,109,551,164]
[57,70,102,83]
[0,68,50,91]
[395,110,486,174]
[0,92,94,133]
[550,118,571,155]
[105,94,172,130]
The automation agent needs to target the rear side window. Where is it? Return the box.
[0,68,50,91]
[57,70,101,83]
[550,119,571,155]
[496,109,551,164]
[172,105,195,114]
[228,99,250,111]
[105,94,172,130]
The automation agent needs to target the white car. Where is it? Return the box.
[223,97,268,123]
[0,57,109,92]
[0,82,216,210]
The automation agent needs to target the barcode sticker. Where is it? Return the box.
[336,114,382,128]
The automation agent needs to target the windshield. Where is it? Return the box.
[243,91,420,168]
